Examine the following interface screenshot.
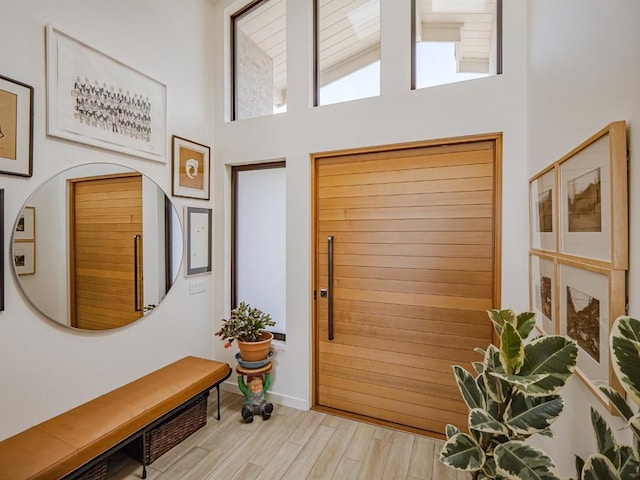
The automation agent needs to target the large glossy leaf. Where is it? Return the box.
[618,446,639,480]
[488,309,517,335]
[446,424,460,440]
[473,361,486,375]
[485,344,504,373]
[489,372,550,387]
[611,316,640,407]
[506,393,564,435]
[599,385,634,420]
[494,441,562,480]
[539,428,555,439]
[485,372,510,404]
[482,455,497,478]
[591,407,620,468]
[501,323,525,375]
[519,335,578,395]
[575,455,585,479]
[581,454,622,480]
[469,408,509,435]
[439,432,485,472]
[454,366,484,410]
[516,311,537,340]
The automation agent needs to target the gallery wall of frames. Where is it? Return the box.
[529,120,628,412]
[0,24,213,316]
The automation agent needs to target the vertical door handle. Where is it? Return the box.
[327,235,334,341]
[133,235,141,312]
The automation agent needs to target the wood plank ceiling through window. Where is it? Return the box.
[238,0,497,103]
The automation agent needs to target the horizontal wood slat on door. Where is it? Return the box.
[317,242,493,258]
[319,204,493,221]
[315,138,497,436]
[318,307,492,338]
[318,163,493,188]
[319,341,472,379]
[319,265,493,285]
[317,230,493,245]
[326,298,490,324]
[321,276,492,298]
[318,190,493,210]
[316,140,494,167]
[320,351,464,397]
[319,176,493,198]
[319,218,493,232]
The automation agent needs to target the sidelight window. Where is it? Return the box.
[232,163,286,340]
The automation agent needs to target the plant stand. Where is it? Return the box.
[236,363,274,423]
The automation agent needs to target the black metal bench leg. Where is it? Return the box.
[216,384,221,421]
[141,434,148,479]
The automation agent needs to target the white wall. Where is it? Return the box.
[527,0,640,475]
[0,0,215,440]
[211,0,529,409]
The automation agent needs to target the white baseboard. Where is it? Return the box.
[220,380,309,411]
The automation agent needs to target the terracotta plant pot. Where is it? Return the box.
[237,331,273,362]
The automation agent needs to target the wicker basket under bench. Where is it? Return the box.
[0,356,231,480]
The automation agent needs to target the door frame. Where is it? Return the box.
[310,133,503,432]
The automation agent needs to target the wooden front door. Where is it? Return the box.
[69,173,144,330]
[313,136,501,436]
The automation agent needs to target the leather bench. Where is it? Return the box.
[0,356,231,480]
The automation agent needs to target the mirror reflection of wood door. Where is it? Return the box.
[313,137,500,437]
[69,174,143,330]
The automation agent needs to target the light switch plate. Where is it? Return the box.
[189,279,206,294]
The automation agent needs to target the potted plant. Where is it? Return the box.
[573,315,640,479]
[439,308,578,480]
[215,302,276,362]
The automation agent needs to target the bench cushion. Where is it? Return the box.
[0,356,230,480]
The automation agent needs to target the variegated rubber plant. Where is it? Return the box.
[439,309,578,480]
[574,316,640,480]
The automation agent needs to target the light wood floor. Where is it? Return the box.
[106,391,469,480]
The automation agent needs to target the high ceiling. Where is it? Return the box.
[237,0,498,106]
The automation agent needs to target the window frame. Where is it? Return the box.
[231,161,287,341]
[411,0,503,90]
[230,0,272,121]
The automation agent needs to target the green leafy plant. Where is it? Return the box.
[215,302,275,348]
[574,316,640,480]
[439,309,578,480]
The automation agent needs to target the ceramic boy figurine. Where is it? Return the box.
[238,373,274,423]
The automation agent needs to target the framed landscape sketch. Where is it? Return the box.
[14,206,35,241]
[558,121,627,268]
[529,253,556,334]
[529,165,556,252]
[46,25,167,163]
[172,136,210,200]
[185,206,212,276]
[558,259,625,411]
[14,241,35,275]
[0,75,33,177]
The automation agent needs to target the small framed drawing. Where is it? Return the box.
[14,241,35,275]
[46,25,167,163]
[185,206,212,276]
[172,136,210,200]
[0,189,4,310]
[14,206,35,241]
[558,259,626,411]
[529,253,556,335]
[558,121,627,269]
[529,165,556,252]
[0,75,33,177]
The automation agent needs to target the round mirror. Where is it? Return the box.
[12,163,183,331]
